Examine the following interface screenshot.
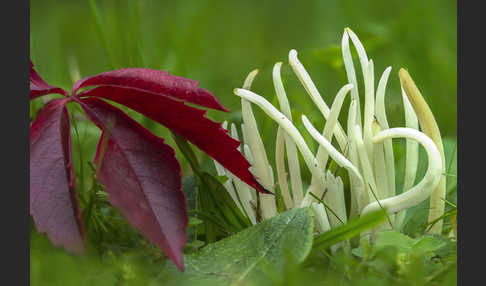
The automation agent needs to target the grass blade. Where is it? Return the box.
[313,210,387,251]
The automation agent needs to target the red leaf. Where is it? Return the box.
[77,97,188,270]
[30,98,85,253]
[72,68,228,112]
[78,86,269,194]
[30,60,68,99]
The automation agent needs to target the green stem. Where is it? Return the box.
[309,192,345,225]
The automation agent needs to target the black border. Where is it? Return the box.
[458,0,484,285]
[3,0,29,285]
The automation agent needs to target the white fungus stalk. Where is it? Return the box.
[363,59,375,162]
[325,171,347,226]
[311,202,332,233]
[240,70,277,220]
[346,28,370,79]
[342,28,365,219]
[302,115,365,195]
[275,127,294,209]
[371,120,394,229]
[372,120,388,201]
[303,84,353,207]
[353,125,378,207]
[273,62,304,205]
[375,66,396,199]
[316,84,354,168]
[361,128,442,216]
[395,86,419,228]
[230,123,258,224]
[342,29,362,129]
[234,88,329,208]
[399,68,446,234]
[288,49,348,152]
[301,115,366,217]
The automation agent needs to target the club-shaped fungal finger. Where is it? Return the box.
[399,68,445,234]
[239,70,274,192]
[363,59,375,161]
[346,98,365,217]
[361,128,442,216]
[288,49,348,151]
[238,71,277,220]
[353,124,378,205]
[345,27,370,78]
[341,28,362,126]
[302,84,354,208]
[226,123,257,223]
[211,121,242,210]
[312,202,331,233]
[275,127,294,209]
[325,171,347,227]
[375,66,396,199]
[302,115,364,188]
[395,85,420,228]
[234,88,328,194]
[273,62,304,205]
[316,84,353,167]
[401,86,419,191]
[372,120,388,200]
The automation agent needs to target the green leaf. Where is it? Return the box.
[373,231,415,254]
[163,208,314,285]
[188,217,203,227]
[411,235,446,257]
[313,210,387,251]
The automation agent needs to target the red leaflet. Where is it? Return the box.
[30,61,68,99]
[72,68,228,112]
[30,98,85,253]
[78,85,268,194]
[79,97,187,270]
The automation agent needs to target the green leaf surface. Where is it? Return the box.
[410,235,446,257]
[374,231,415,254]
[161,208,314,285]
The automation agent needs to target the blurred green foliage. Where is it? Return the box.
[30,0,456,141]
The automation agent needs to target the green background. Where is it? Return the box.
[30,0,456,138]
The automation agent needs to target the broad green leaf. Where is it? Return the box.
[373,231,415,254]
[410,235,446,257]
[313,210,387,251]
[353,232,447,260]
[162,208,314,285]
